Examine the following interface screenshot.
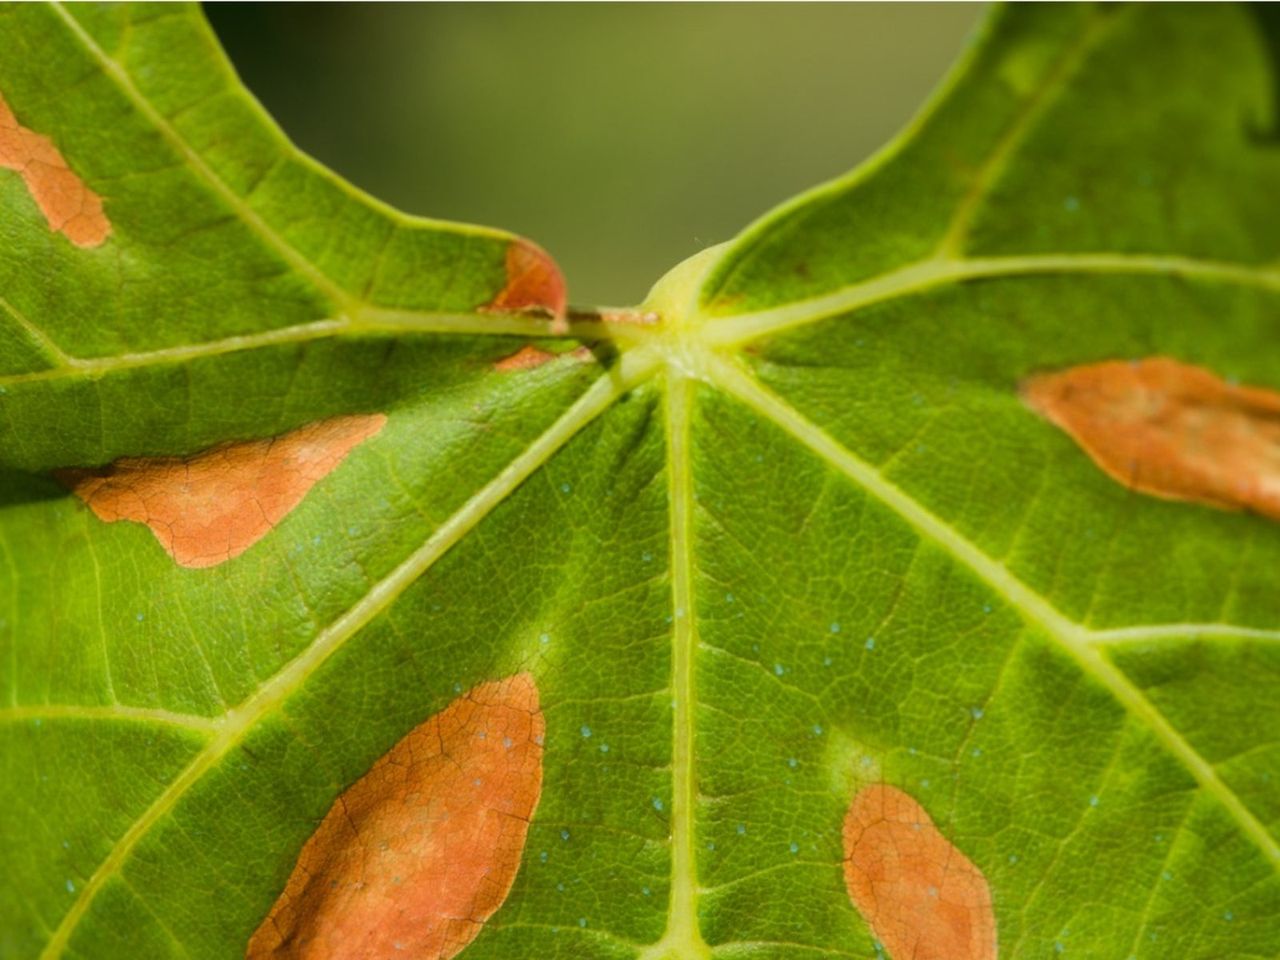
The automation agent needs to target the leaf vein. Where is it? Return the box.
[705,353,1280,871]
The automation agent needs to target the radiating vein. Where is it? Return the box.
[50,2,355,313]
[23,6,635,395]
[0,296,72,369]
[0,312,615,388]
[705,352,1280,870]
[638,369,713,960]
[937,6,1120,255]
[38,351,660,959]
[1089,624,1280,647]
[699,252,1280,348]
[0,704,217,733]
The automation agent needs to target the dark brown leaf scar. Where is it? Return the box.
[246,673,545,959]
[0,92,110,247]
[1022,357,1280,520]
[844,784,997,960]
[58,414,386,568]
[481,239,569,333]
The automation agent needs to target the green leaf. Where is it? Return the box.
[3,3,1279,959]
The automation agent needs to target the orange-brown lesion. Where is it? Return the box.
[0,92,111,248]
[246,673,545,960]
[481,240,568,333]
[844,784,997,960]
[1022,357,1280,520]
[492,343,594,372]
[58,414,386,569]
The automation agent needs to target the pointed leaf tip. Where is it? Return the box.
[481,240,568,332]
[247,673,545,959]
[844,784,996,960]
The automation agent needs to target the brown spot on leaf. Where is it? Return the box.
[492,344,593,372]
[246,674,545,960]
[58,414,385,568]
[0,93,110,247]
[844,784,996,960]
[1022,357,1280,520]
[481,240,568,333]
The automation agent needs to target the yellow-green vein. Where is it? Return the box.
[705,352,1280,871]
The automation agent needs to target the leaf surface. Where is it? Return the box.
[2,4,1279,960]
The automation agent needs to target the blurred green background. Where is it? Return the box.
[206,4,985,306]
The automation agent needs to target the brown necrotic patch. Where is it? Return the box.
[1022,357,1280,520]
[492,344,593,372]
[844,784,996,960]
[0,92,110,247]
[481,240,568,332]
[58,414,385,569]
[246,673,545,960]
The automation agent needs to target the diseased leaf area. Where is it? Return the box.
[1,4,1278,960]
